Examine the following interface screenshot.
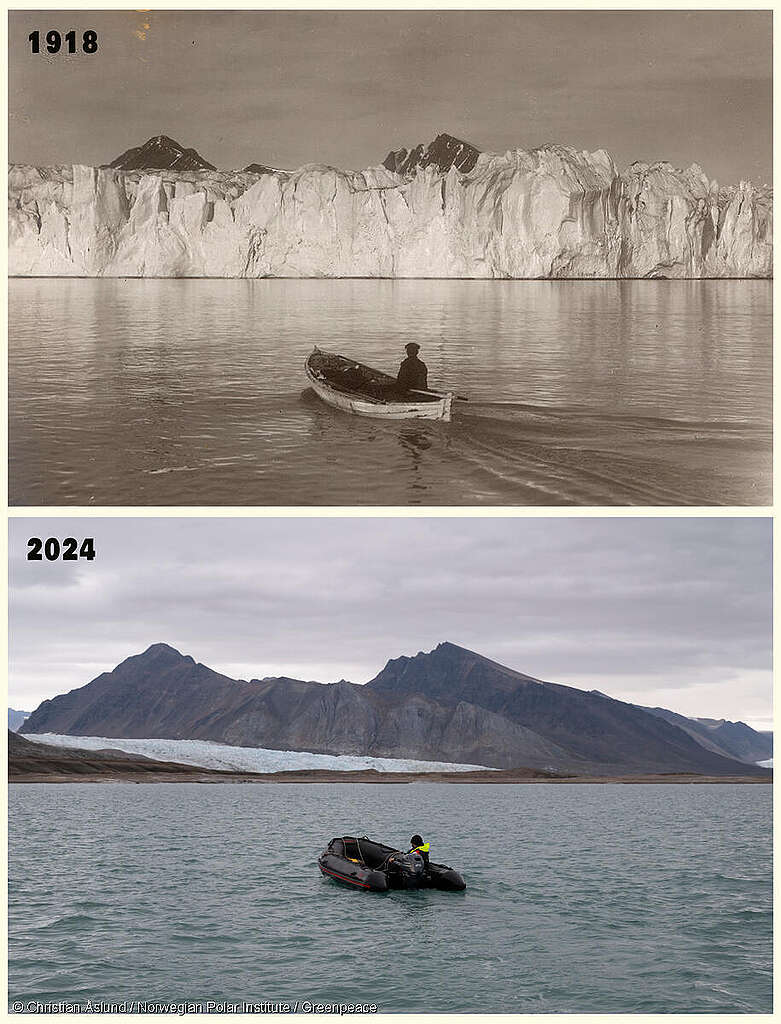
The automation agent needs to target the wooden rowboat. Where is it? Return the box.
[305,348,454,421]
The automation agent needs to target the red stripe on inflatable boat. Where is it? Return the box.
[320,865,371,889]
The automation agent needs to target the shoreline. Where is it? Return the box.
[10,768,771,785]
[10,732,770,786]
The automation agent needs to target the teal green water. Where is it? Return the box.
[8,783,772,1013]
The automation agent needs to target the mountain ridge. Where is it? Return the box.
[641,705,772,764]
[21,642,768,776]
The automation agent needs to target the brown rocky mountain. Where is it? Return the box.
[21,642,768,776]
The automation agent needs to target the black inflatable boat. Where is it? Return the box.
[318,836,466,893]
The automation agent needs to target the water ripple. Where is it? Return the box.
[9,278,771,506]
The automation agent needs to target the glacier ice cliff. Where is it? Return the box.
[8,145,772,278]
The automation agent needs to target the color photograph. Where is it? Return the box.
[8,517,772,1013]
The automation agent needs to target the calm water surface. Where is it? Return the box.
[9,279,771,505]
[8,783,772,1013]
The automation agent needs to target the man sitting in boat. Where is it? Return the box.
[409,834,430,869]
[397,343,428,393]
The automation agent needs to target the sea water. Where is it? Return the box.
[8,782,771,1013]
[9,279,771,506]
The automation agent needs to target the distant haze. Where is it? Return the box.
[9,10,771,184]
[8,518,772,731]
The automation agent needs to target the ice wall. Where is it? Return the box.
[8,146,772,278]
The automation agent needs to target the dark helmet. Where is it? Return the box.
[410,834,424,847]
[405,342,421,355]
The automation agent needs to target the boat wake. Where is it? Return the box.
[296,388,769,506]
[447,402,770,506]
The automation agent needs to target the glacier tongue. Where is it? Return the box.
[8,145,772,278]
[28,733,494,774]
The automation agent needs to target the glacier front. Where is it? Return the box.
[28,733,493,774]
[9,145,771,278]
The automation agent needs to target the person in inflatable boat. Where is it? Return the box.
[409,834,430,869]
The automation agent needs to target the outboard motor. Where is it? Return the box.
[388,851,426,889]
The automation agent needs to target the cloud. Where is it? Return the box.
[8,517,771,730]
[8,10,771,182]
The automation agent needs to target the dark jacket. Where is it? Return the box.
[397,355,428,392]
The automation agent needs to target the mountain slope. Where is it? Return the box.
[642,706,772,763]
[366,643,767,776]
[8,708,30,731]
[693,718,773,763]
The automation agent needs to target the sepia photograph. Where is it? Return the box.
[7,516,773,1013]
[7,8,772,506]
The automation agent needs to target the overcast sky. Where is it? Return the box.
[8,517,772,731]
[9,10,771,184]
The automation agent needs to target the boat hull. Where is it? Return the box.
[318,854,389,892]
[305,351,453,421]
[318,836,466,893]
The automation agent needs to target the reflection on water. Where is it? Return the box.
[9,279,771,505]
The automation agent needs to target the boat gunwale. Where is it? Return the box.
[305,348,449,410]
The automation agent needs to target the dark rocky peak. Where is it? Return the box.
[366,641,539,709]
[383,133,480,176]
[130,642,191,665]
[102,642,197,681]
[109,136,216,172]
[142,642,182,655]
[243,162,278,175]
